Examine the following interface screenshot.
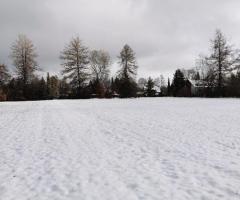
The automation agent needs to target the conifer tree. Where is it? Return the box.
[146,77,155,97]
[11,35,38,98]
[117,44,138,98]
[167,78,171,96]
[60,37,89,97]
[205,30,240,96]
[172,69,185,96]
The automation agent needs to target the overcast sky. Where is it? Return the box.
[1,0,240,78]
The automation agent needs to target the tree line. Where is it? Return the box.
[1,29,240,101]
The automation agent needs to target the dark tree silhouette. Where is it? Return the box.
[172,69,185,96]
[167,78,171,96]
[146,77,155,97]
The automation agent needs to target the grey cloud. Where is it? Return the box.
[1,0,240,78]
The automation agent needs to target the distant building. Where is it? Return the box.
[136,91,146,97]
[105,89,120,98]
[138,86,161,97]
[188,79,208,96]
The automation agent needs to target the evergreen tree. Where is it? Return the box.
[0,64,10,101]
[39,77,47,99]
[146,77,155,97]
[7,78,24,100]
[46,72,51,99]
[167,78,171,96]
[46,73,59,99]
[172,69,185,96]
[227,71,240,97]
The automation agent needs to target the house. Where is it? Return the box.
[136,91,146,97]
[188,79,208,96]
[112,91,120,98]
[138,85,161,97]
[105,89,120,98]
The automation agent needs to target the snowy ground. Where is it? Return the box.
[0,98,240,200]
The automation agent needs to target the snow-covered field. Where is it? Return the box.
[0,98,240,200]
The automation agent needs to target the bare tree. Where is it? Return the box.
[89,50,110,82]
[154,75,166,92]
[0,64,10,86]
[11,35,38,89]
[196,54,208,79]
[118,44,138,80]
[138,78,147,89]
[205,29,240,95]
[60,37,89,91]
[160,75,166,88]
[181,68,198,80]
[154,77,160,89]
[154,74,166,89]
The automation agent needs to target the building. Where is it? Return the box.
[189,79,208,97]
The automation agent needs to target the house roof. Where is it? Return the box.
[188,79,207,88]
